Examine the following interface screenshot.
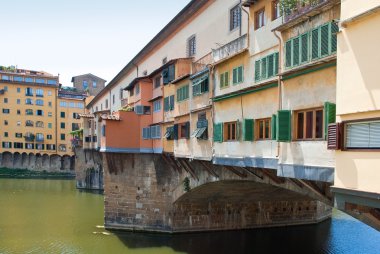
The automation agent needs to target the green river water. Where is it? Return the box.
[0,179,379,254]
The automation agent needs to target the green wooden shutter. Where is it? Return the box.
[233,68,237,84]
[225,72,229,87]
[274,52,279,75]
[173,124,179,140]
[271,114,277,140]
[324,102,336,139]
[238,66,243,83]
[213,123,223,142]
[311,28,320,60]
[236,120,241,140]
[268,54,274,78]
[255,60,261,81]
[261,57,267,79]
[242,119,254,141]
[285,40,292,67]
[320,23,330,57]
[220,73,224,88]
[293,37,300,66]
[164,97,169,111]
[276,110,291,142]
[330,22,339,53]
[301,32,309,63]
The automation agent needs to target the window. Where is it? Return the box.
[77,102,84,109]
[2,75,9,81]
[61,134,66,140]
[4,120,8,125]
[162,57,168,65]
[25,77,33,83]
[154,76,161,88]
[36,121,44,128]
[60,101,67,107]
[162,65,175,85]
[4,132,8,137]
[48,123,52,129]
[153,100,161,112]
[220,72,229,88]
[17,121,21,126]
[48,91,52,96]
[135,84,140,95]
[14,143,23,149]
[164,95,175,112]
[59,144,67,152]
[257,118,271,140]
[3,98,8,103]
[105,99,109,109]
[48,102,52,107]
[2,142,12,148]
[345,121,380,149]
[272,0,281,20]
[17,87,21,93]
[192,75,209,96]
[26,120,34,127]
[232,66,244,85]
[36,144,44,150]
[119,89,124,100]
[142,127,151,139]
[230,4,241,31]
[191,113,208,140]
[150,125,161,139]
[164,126,174,140]
[25,87,33,96]
[48,112,53,117]
[15,77,23,83]
[2,109,10,114]
[255,8,265,29]
[61,112,65,118]
[295,108,324,140]
[93,81,97,88]
[47,135,52,140]
[36,133,44,142]
[25,98,33,105]
[17,99,20,105]
[36,79,45,84]
[112,94,115,105]
[83,80,88,90]
[101,125,106,137]
[130,88,134,96]
[15,133,22,138]
[224,122,238,141]
[47,79,57,85]
[61,122,65,129]
[285,21,338,68]
[69,102,75,108]
[179,122,190,139]
[4,86,8,91]
[36,89,44,97]
[25,143,34,149]
[72,123,80,131]
[177,85,189,102]
[17,110,20,115]
[26,109,33,115]
[255,52,279,82]
[36,99,44,106]
[36,110,44,116]
[187,35,196,57]
[73,113,80,119]
[47,144,56,150]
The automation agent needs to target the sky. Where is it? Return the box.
[1,0,191,86]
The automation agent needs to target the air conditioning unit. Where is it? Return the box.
[134,105,144,115]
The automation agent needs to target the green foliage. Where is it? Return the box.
[0,65,16,72]
[119,106,133,112]
[0,168,74,179]
[183,177,191,192]
[280,0,321,15]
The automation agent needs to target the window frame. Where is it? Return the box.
[230,4,241,31]
[342,118,380,151]
[255,8,265,30]
[256,118,272,140]
[271,0,281,21]
[187,34,196,57]
[223,121,238,142]
[294,107,324,141]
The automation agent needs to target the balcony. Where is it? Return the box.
[212,34,247,63]
[121,98,129,107]
[282,0,335,24]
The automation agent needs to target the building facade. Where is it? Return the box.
[71,73,106,96]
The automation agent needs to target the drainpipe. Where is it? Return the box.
[241,4,250,49]
[207,63,216,159]
[273,30,283,158]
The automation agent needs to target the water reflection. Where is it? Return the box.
[0,179,378,254]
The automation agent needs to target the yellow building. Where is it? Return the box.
[330,0,380,230]
[57,88,86,156]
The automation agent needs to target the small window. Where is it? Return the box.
[162,57,168,65]
[345,121,380,149]
[177,85,189,102]
[224,121,237,141]
[4,132,8,137]
[17,87,21,93]
[4,120,8,125]
[61,122,65,129]
[47,135,52,140]
[187,35,196,57]
[36,89,44,97]
[220,72,229,88]
[112,94,115,104]
[25,109,33,115]
[179,122,190,139]
[61,112,65,118]
[48,112,52,117]
[105,99,109,109]
[135,84,140,95]
[272,0,281,20]
[256,118,271,140]
[36,99,44,106]
[61,134,66,141]
[17,99,20,105]
[36,110,44,116]
[255,8,265,30]
[153,100,161,112]
[83,80,88,90]
[93,81,97,88]
[17,110,20,115]
[230,4,241,31]
[3,98,8,103]
[232,66,244,85]
[295,108,324,140]
[25,98,33,105]
[2,109,10,114]
[142,70,148,76]
[48,123,52,128]
[154,76,161,88]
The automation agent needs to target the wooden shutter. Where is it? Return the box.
[185,122,190,139]
[311,28,320,60]
[276,110,291,142]
[225,72,229,87]
[324,102,336,139]
[330,22,339,53]
[327,123,341,150]
[169,95,175,110]
[255,60,261,81]
[242,119,254,141]
[271,114,277,140]
[168,64,175,83]
[173,124,178,140]
[164,97,169,111]
[236,120,241,140]
[238,66,243,83]
[162,68,169,84]
[261,57,267,79]
[293,37,300,66]
[213,123,223,142]
[301,32,309,63]
[268,54,274,78]
[233,68,237,84]
[285,40,292,67]
[274,52,279,75]
[320,23,330,57]
[220,73,225,88]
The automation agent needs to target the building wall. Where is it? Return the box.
[72,74,105,96]
[174,114,191,158]
[335,0,380,193]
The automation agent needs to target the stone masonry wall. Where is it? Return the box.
[74,148,104,190]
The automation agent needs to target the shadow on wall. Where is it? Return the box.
[113,218,333,254]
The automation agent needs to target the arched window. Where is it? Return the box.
[25,109,33,115]
[36,99,44,106]
[59,144,67,152]
[25,120,34,127]
[36,121,44,128]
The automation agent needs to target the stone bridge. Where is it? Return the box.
[0,152,75,172]
[102,153,333,233]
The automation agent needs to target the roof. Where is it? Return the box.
[171,74,191,84]
[86,0,209,109]
[79,113,95,118]
[71,73,106,83]
[124,76,150,91]
[101,115,121,121]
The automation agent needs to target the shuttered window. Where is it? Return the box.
[192,75,209,96]
[220,72,229,88]
[164,95,174,111]
[150,125,161,139]
[232,66,244,85]
[324,102,336,139]
[271,114,277,140]
[142,127,151,140]
[213,123,223,142]
[257,118,271,140]
[346,121,380,149]
[285,21,337,68]
[242,119,254,141]
[276,110,291,142]
[177,85,189,102]
[255,52,279,82]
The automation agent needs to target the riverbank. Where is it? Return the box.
[0,168,75,179]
